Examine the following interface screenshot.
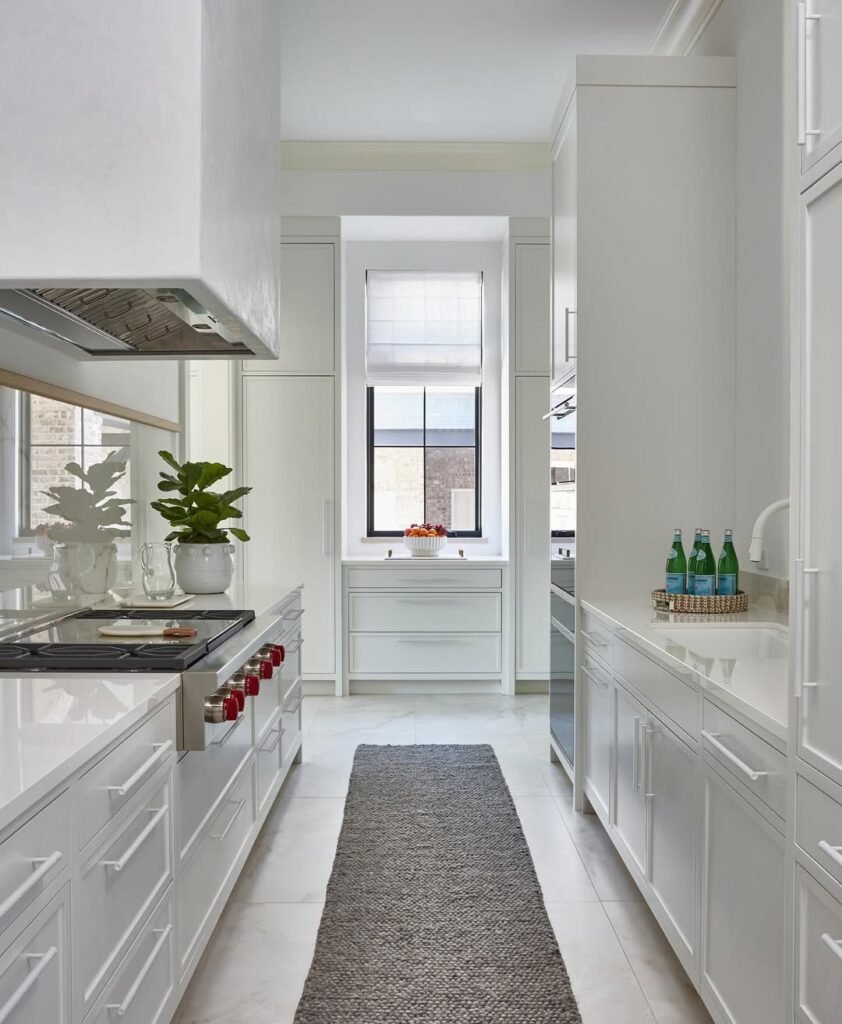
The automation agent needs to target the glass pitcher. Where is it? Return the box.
[139,542,176,601]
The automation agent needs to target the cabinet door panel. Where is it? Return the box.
[243,376,335,677]
[613,683,647,875]
[514,243,551,373]
[799,164,842,785]
[551,101,577,385]
[702,767,786,1024]
[802,0,842,175]
[582,661,610,820]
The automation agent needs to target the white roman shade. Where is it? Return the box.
[365,271,483,385]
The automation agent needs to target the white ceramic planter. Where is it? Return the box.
[54,541,118,595]
[174,543,234,594]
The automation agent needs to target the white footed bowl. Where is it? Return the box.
[403,535,448,558]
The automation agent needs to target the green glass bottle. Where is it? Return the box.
[687,528,702,595]
[665,529,687,594]
[693,530,717,596]
[717,529,740,595]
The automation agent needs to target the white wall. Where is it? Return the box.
[343,240,503,556]
[693,0,790,578]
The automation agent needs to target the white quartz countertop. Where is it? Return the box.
[583,598,789,744]
[0,671,179,834]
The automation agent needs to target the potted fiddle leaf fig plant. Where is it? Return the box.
[150,451,251,594]
[43,451,134,594]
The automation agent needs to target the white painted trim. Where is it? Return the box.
[281,141,551,173]
[651,0,724,56]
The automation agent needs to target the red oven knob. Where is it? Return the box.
[261,643,284,668]
[222,695,239,721]
[244,672,260,697]
[247,655,273,680]
[273,644,285,665]
[227,685,246,712]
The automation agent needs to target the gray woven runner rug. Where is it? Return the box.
[294,744,582,1023]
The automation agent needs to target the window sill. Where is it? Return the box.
[358,535,489,545]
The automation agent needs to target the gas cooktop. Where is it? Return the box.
[0,608,256,673]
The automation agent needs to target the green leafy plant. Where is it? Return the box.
[43,452,134,543]
[151,451,251,544]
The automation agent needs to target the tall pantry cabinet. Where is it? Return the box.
[240,218,342,692]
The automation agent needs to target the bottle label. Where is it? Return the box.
[694,575,716,596]
[665,573,686,595]
[668,548,677,560]
[687,572,696,593]
[717,574,737,596]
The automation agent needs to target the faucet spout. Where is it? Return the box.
[748,499,789,564]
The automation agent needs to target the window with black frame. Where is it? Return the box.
[365,271,482,538]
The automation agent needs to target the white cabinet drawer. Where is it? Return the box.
[0,888,68,1024]
[77,775,172,1016]
[702,701,787,821]
[252,671,281,746]
[796,865,842,1024]
[349,634,502,675]
[179,761,255,971]
[0,791,70,940]
[348,592,502,633]
[346,567,502,590]
[580,608,614,666]
[282,680,303,764]
[256,711,283,817]
[177,708,252,858]
[89,888,175,1024]
[797,774,842,887]
[78,701,176,850]
[614,639,698,739]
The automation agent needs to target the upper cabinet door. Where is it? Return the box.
[514,242,551,374]
[800,0,842,176]
[798,162,842,786]
[245,242,336,374]
[551,100,577,386]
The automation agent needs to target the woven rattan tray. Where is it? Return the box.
[651,589,748,614]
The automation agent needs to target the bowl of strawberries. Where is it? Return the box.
[403,523,448,558]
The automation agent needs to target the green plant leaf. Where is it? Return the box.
[196,463,232,490]
[219,486,252,504]
[158,450,181,473]
[229,527,250,542]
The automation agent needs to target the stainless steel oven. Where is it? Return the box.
[550,583,575,771]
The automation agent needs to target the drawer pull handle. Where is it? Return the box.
[632,716,641,791]
[701,731,767,782]
[0,851,62,921]
[285,639,304,653]
[282,609,305,622]
[210,798,247,841]
[260,727,283,754]
[284,697,303,715]
[102,805,169,872]
[106,924,172,1016]
[581,666,609,689]
[818,840,842,868]
[580,630,610,649]
[107,741,173,797]
[0,945,57,1024]
[822,932,842,962]
[396,637,470,645]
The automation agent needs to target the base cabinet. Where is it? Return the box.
[582,661,610,819]
[0,888,69,1024]
[795,865,842,1024]
[613,683,647,875]
[701,765,786,1024]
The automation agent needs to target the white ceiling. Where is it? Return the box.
[280,0,669,142]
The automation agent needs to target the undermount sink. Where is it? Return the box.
[653,624,789,661]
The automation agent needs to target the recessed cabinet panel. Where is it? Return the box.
[0,888,69,1024]
[552,99,577,386]
[515,243,551,373]
[801,0,842,177]
[613,684,647,875]
[795,865,842,1024]
[582,661,610,820]
[349,592,501,633]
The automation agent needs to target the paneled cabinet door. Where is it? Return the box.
[582,659,610,820]
[514,243,551,373]
[242,376,335,677]
[612,683,647,876]
[701,767,786,1024]
[800,0,842,176]
[798,162,842,787]
[647,718,698,968]
[551,98,577,386]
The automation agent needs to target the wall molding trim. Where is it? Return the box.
[651,0,724,55]
[281,141,551,173]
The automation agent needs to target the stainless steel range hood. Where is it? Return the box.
[0,288,252,358]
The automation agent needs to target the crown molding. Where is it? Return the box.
[651,0,723,55]
[281,141,551,173]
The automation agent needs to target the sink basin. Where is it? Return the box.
[653,624,789,661]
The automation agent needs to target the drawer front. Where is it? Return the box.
[349,633,502,675]
[796,865,842,1024]
[256,712,283,816]
[179,761,255,970]
[702,701,787,820]
[282,681,303,764]
[252,671,281,746]
[90,888,175,1024]
[78,701,176,850]
[0,791,70,938]
[177,707,252,857]
[550,590,576,634]
[0,889,68,1024]
[614,639,698,739]
[582,644,611,686]
[580,607,614,665]
[349,592,502,633]
[797,774,842,887]
[77,775,172,1015]
[346,567,502,590]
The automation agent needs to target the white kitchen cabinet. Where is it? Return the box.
[799,0,842,177]
[551,98,577,387]
[795,864,842,1023]
[796,161,842,788]
[0,887,69,1024]
[242,376,336,679]
[514,242,551,374]
[612,682,647,876]
[582,655,610,820]
[701,764,786,1024]
[515,375,550,678]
